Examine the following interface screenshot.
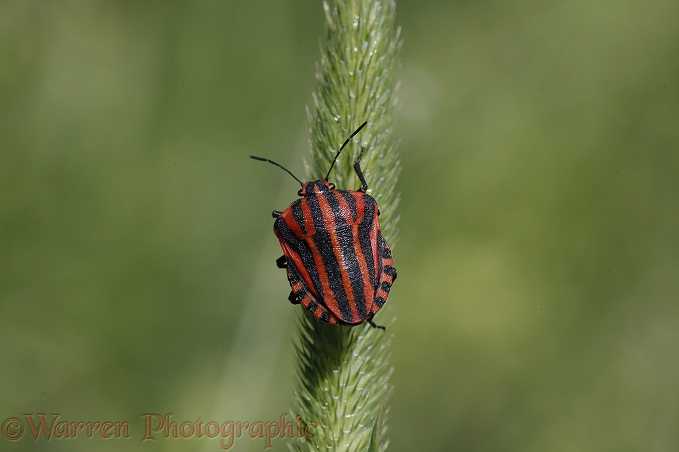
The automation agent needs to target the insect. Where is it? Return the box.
[250,122,396,329]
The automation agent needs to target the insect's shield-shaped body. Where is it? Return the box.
[250,122,396,328]
[274,181,395,326]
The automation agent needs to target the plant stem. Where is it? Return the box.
[290,0,401,450]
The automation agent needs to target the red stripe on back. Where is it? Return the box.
[368,203,380,278]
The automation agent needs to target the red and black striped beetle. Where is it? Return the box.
[250,122,396,328]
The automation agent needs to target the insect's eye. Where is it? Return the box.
[297,188,304,196]
[328,183,336,191]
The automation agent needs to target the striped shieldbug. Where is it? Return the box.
[250,122,396,328]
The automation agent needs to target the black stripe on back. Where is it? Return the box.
[275,215,323,299]
[358,197,378,288]
[306,193,326,235]
[290,200,307,236]
[274,216,297,244]
[337,190,358,223]
[326,191,348,227]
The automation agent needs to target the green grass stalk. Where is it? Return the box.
[289,0,401,450]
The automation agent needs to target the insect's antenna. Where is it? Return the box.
[325,121,368,180]
[250,155,304,186]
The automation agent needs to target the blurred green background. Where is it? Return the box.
[2,0,678,451]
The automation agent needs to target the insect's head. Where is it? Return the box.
[298,180,335,197]
[250,121,367,196]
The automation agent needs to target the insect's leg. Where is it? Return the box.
[276,255,287,268]
[353,147,368,192]
[367,316,386,330]
[288,291,300,304]
[272,210,282,218]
